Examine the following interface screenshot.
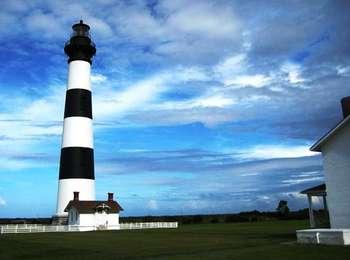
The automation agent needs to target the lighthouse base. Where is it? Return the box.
[51,215,68,225]
[56,179,95,216]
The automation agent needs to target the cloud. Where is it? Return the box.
[336,66,350,76]
[93,67,211,121]
[0,196,6,207]
[96,148,322,181]
[164,0,239,39]
[147,199,158,210]
[282,176,323,185]
[91,73,107,84]
[226,74,271,88]
[281,62,305,84]
[85,17,113,39]
[25,11,66,39]
[214,54,246,81]
[240,144,317,160]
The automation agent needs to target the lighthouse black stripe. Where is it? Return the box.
[64,89,92,119]
[59,147,94,180]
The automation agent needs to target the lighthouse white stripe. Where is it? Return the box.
[56,178,95,216]
[67,60,91,91]
[62,117,93,148]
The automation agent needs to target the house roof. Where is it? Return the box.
[300,183,326,196]
[64,200,123,214]
[310,116,350,152]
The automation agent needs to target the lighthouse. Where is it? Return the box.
[55,20,96,220]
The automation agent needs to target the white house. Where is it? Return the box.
[310,97,350,229]
[297,97,350,245]
[64,192,123,231]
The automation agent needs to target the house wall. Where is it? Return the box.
[322,122,350,228]
[95,211,108,227]
[79,213,96,226]
[74,212,120,229]
[107,213,119,226]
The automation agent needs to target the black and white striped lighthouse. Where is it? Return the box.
[55,20,96,217]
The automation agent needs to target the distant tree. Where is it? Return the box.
[193,215,203,224]
[276,200,290,216]
[210,217,219,224]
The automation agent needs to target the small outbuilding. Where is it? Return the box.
[65,192,123,231]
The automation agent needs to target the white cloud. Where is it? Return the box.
[0,196,6,207]
[94,73,169,119]
[281,62,305,84]
[23,92,64,122]
[93,67,211,120]
[25,11,65,39]
[0,155,52,170]
[192,95,235,108]
[336,65,350,76]
[226,74,271,88]
[91,73,107,84]
[0,84,64,144]
[165,1,238,39]
[257,195,270,201]
[0,66,212,149]
[240,145,316,160]
[214,54,272,89]
[156,93,235,110]
[214,54,246,79]
[280,191,305,200]
[86,16,113,39]
[147,199,158,210]
[282,176,323,185]
[110,3,164,42]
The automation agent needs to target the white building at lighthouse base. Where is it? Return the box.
[64,192,123,231]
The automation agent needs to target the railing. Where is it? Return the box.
[0,225,80,234]
[0,222,178,234]
[120,222,178,230]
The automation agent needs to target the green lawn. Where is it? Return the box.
[0,220,349,259]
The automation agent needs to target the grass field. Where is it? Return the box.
[1,220,350,259]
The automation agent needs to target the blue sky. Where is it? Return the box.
[0,0,349,217]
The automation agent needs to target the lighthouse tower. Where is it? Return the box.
[55,20,96,219]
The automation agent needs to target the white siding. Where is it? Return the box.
[69,211,120,230]
[322,122,350,228]
[107,213,120,226]
[95,211,108,227]
[79,213,96,226]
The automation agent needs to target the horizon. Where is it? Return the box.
[0,0,349,218]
